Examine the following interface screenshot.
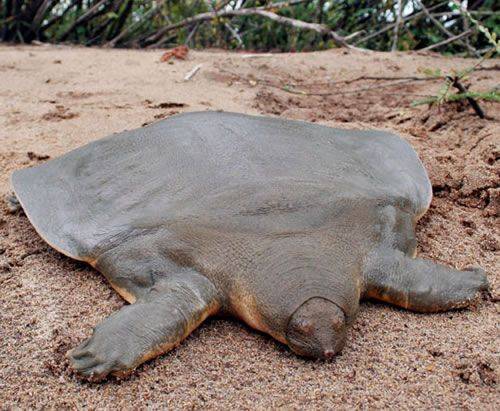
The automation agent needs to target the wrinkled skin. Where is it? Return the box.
[11,112,489,381]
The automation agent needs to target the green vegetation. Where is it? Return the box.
[1,1,498,53]
[411,3,499,118]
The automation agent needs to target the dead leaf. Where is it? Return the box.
[160,45,189,62]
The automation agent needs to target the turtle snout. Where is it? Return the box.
[285,297,347,360]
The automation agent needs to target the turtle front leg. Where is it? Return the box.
[362,249,489,312]
[68,270,220,381]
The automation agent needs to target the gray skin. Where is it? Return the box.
[11,111,488,381]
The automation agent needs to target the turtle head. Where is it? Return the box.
[285,297,346,359]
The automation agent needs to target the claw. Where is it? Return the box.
[464,266,489,291]
[69,349,91,360]
[67,336,136,381]
[67,341,117,381]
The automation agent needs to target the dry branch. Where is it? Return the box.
[413,0,479,56]
[448,76,485,118]
[32,0,54,30]
[224,21,244,47]
[355,1,448,45]
[184,64,202,81]
[391,0,403,52]
[105,0,134,42]
[105,0,166,47]
[422,29,474,51]
[58,0,111,41]
[40,0,80,32]
[343,30,364,42]
[145,0,350,49]
[185,21,201,45]
[285,74,441,87]
[281,79,431,96]
[146,0,306,45]
[204,0,243,48]
[218,68,443,97]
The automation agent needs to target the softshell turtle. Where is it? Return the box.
[11,111,488,380]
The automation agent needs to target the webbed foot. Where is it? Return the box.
[67,316,141,381]
[364,249,490,312]
[67,271,220,381]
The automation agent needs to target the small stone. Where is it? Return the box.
[0,260,11,272]
[5,194,21,214]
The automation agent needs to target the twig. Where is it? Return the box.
[105,0,166,47]
[448,76,485,118]
[146,0,307,45]
[474,64,500,72]
[450,0,499,54]
[253,10,350,48]
[184,64,202,81]
[185,22,201,46]
[204,0,243,47]
[462,7,472,53]
[86,0,131,46]
[355,1,448,45]
[456,47,496,57]
[281,79,435,96]
[430,11,500,17]
[32,0,54,31]
[224,22,244,47]
[344,75,442,82]
[219,68,441,96]
[105,0,134,42]
[133,13,174,47]
[58,0,111,41]
[421,29,473,51]
[468,10,500,16]
[413,0,479,56]
[227,70,443,86]
[86,18,115,46]
[145,0,350,49]
[344,30,364,42]
[40,0,80,32]
[184,0,204,46]
[391,0,403,52]
[240,53,275,59]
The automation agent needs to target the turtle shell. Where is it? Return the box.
[11,111,432,262]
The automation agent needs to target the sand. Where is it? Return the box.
[0,44,498,409]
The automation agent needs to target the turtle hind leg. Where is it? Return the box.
[362,248,489,313]
[68,270,220,381]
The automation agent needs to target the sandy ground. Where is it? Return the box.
[0,44,498,409]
